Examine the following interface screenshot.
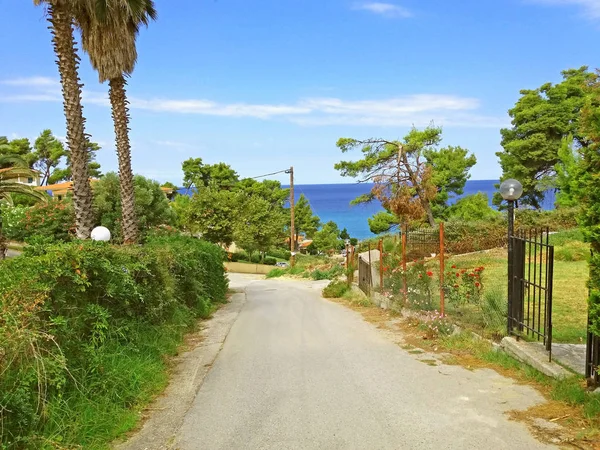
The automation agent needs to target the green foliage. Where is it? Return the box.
[182,157,238,191]
[33,129,67,186]
[577,71,600,337]
[514,207,578,230]
[336,126,476,226]
[322,280,350,298]
[480,287,507,333]
[94,173,175,242]
[311,265,343,280]
[294,194,320,240]
[185,186,239,246]
[446,193,500,222]
[554,241,590,262]
[554,135,582,208]
[368,210,398,234]
[311,220,342,253]
[496,67,595,208]
[426,145,477,218]
[444,265,484,306]
[0,235,227,447]
[10,199,75,242]
[48,139,102,184]
[264,256,277,266]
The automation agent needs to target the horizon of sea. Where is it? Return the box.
[291,180,556,240]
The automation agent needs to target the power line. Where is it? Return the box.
[248,169,290,179]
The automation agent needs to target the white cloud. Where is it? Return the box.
[528,0,600,18]
[352,2,412,18]
[1,76,58,87]
[0,76,505,128]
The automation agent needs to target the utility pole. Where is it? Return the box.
[287,166,295,267]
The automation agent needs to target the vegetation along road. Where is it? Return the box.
[132,274,554,449]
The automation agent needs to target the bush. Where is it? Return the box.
[0,235,227,448]
[554,241,590,262]
[322,281,350,298]
[269,248,291,260]
[266,268,286,278]
[263,256,277,266]
[11,199,75,243]
[311,265,343,280]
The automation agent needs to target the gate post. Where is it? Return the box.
[507,200,515,335]
[439,222,445,316]
[402,225,407,305]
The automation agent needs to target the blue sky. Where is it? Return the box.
[0,0,598,186]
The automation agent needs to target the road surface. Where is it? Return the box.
[174,276,551,449]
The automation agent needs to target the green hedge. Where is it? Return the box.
[0,235,227,448]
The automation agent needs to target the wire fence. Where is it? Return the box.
[360,223,509,339]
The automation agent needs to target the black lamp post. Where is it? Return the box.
[500,179,523,335]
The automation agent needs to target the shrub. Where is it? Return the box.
[444,265,485,306]
[0,235,227,447]
[311,265,343,280]
[480,287,507,335]
[266,268,286,278]
[554,241,590,262]
[322,281,350,298]
[16,199,75,242]
[268,248,291,260]
[264,256,277,266]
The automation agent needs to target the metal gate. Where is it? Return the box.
[509,228,554,360]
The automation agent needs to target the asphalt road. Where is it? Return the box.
[175,276,552,450]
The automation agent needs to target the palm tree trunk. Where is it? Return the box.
[47,3,94,239]
[108,75,138,243]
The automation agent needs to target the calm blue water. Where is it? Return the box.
[293,180,556,240]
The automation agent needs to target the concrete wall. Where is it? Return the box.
[225,262,273,275]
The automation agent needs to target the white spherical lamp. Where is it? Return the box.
[499,179,523,201]
[91,226,111,242]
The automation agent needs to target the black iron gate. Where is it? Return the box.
[508,228,554,360]
[586,249,600,385]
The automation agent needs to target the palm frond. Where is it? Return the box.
[0,182,49,203]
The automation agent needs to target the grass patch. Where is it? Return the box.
[446,246,588,343]
[322,281,350,298]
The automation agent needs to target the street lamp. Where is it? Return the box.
[500,179,523,335]
[91,226,111,242]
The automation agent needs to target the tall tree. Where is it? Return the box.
[554,135,582,209]
[336,125,476,227]
[34,0,95,239]
[33,129,67,185]
[293,194,320,244]
[311,221,342,254]
[48,140,102,184]
[182,158,239,192]
[76,0,157,243]
[578,70,600,335]
[496,67,595,208]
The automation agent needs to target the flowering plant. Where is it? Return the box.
[420,310,454,338]
[444,265,484,306]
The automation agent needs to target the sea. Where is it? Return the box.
[291,180,556,240]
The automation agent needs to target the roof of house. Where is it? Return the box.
[0,167,39,176]
[35,179,100,192]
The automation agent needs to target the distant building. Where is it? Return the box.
[36,179,99,200]
[0,167,40,186]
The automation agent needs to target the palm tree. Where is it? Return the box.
[76,0,157,243]
[33,0,95,239]
[0,156,48,259]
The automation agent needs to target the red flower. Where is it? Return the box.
[451,265,457,269]
[475,282,480,287]
[426,271,433,277]
[456,273,460,277]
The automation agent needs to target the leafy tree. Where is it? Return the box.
[233,195,286,261]
[446,193,500,222]
[48,140,102,184]
[188,186,239,247]
[77,0,157,243]
[340,227,350,241]
[182,158,238,191]
[554,135,582,209]
[311,221,342,254]
[336,125,476,226]
[93,172,174,242]
[294,194,320,244]
[34,0,95,239]
[161,181,178,190]
[426,145,476,218]
[577,70,600,336]
[496,67,596,208]
[0,137,36,167]
[235,178,289,206]
[170,193,193,231]
[368,210,398,234]
[33,129,67,185]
